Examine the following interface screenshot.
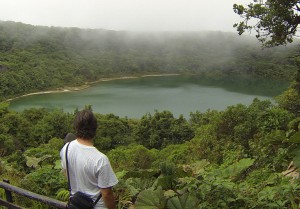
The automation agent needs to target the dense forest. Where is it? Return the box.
[1,98,300,208]
[0,21,299,101]
[1,20,300,208]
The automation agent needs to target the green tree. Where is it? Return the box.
[95,113,134,151]
[0,133,15,156]
[0,101,9,117]
[134,111,194,149]
[234,0,300,115]
[21,108,49,125]
[20,167,67,197]
[155,143,192,165]
[233,0,300,47]
[107,144,156,171]
[31,109,72,145]
[276,79,300,116]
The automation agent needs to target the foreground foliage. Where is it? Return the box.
[0,95,300,208]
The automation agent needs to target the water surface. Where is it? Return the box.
[9,75,289,118]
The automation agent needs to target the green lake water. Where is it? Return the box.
[8,75,289,119]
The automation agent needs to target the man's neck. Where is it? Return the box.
[77,138,94,146]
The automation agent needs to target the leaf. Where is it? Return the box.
[288,132,300,143]
[25,156,41,168]
[167,193,198,209]
[164,190,176,198]
[153,175,174,190]
[25,154,54,168]
[116,170,128,179]
[191,160,210,175]
[291,146,300,168]
[135,187,166,209]
[214,158,254,179]
[56,189,69,201]
[54,160,62,169]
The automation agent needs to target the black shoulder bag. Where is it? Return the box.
[65,142,102,209]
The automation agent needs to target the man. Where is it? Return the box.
[60,109,118,209]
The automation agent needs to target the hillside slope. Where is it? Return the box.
[0,21,298,101]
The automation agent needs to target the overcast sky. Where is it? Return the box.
[0,0,251,31]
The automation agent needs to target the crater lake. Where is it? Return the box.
[8,75,289,119]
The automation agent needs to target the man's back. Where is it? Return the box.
[61,140,118,209]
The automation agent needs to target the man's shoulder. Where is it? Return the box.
[92,149,108,160]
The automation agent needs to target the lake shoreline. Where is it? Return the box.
[6,73,180,102]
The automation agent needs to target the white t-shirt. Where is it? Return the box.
[60,140,118,209]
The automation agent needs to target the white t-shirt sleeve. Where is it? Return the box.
[60,144,67,170]
[96,156,118,188]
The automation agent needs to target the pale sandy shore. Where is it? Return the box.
[89,76,139,84]
[141,73,180,77]
[6,73,180,102]
[6,89,74,101]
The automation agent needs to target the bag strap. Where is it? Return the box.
[65,142,102,205]
[94,192,102,205]
[65,142,72,193]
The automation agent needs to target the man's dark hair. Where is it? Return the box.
[74,110,98,140]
